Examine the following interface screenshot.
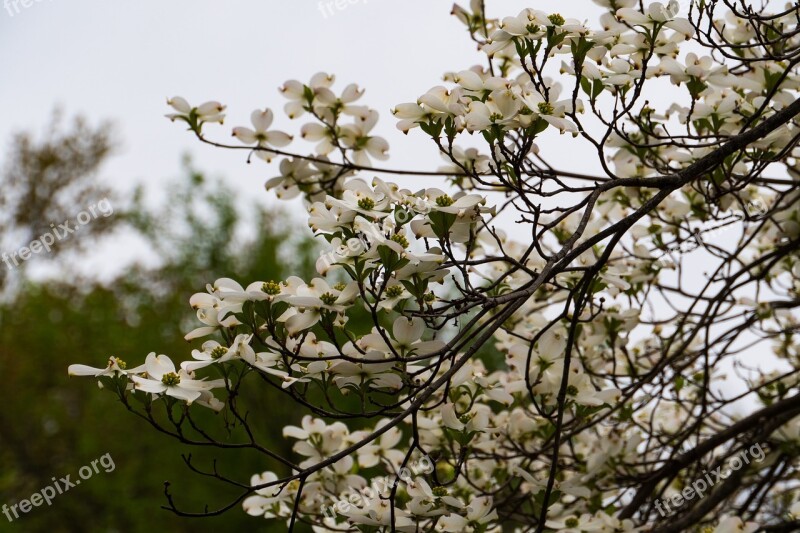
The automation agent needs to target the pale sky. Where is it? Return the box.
[0,1,606,198]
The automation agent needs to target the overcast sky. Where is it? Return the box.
[0,1,608,194]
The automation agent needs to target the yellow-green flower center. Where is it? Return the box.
[357,197,376,210]
[262,280,281,295]
[435,194,454,207]
[109,357,127,370]
[386,286,404,298]
[161,372,181,386]
[565,517,579,528]
[566,385,579,396]
[391,234,409,248]
[548,13,565,26]
[333,282,347,291]
[432,486,448,497]
[320,292,338,306]
[537,102,554,115]
[210,346,227,359]
[423,292,436,302]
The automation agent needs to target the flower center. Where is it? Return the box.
[210,346,228,359]
[320,292,338,305]
[386,286,404,298]
[548,13,565,26]
[435,194,454,207]
[161,372,181,386]
[262,280,281,295]
[537,102,554,115]
[391,234,409,248]
[357,197,376,210]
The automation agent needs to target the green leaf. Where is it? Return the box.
[428,211,457,239]
[592,79,605,99]
[419,119,444,138]
[377,245,399,272]
[686,77,707,99]
[580,76,593,97]
[531,117,549,135]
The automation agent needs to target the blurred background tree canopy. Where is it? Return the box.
[0,113,317,532]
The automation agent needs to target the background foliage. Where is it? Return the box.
[0,118,317,532]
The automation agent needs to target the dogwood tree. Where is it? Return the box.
[70,1,800,531]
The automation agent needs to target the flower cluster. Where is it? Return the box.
[69,354,226,411]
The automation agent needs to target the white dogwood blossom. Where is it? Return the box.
[232,108,292,150]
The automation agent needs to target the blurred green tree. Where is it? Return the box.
[0,110,119,293]
[0,119,316,531]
